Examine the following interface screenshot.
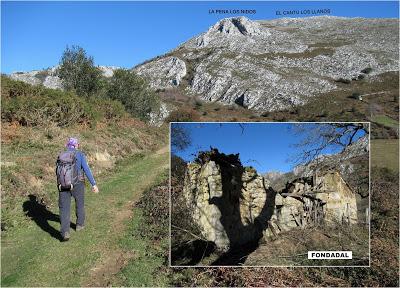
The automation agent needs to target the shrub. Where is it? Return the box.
[335,78,351,84]
[1,76,125,126]
[194,100,202,108]
[165,108,200,122]
[361,67,373,74]
[350,92,361,100]
[91,98,126,120]
[1,76,42,99]
[2,81,94,127]
[106,69,160,121]
[171,155,187,182]
[57,45,102,97]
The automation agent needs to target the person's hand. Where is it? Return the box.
[92,185,99,194]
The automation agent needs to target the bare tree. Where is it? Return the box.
[171,124,191,152]
[290,123,369,165]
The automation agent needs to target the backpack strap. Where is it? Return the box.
[74,151,85,182]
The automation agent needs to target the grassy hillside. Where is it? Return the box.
[1,76,167,231]
[371,139,399,172]
[160,71,399,140]
[1,71,398,287]
[1,76,170,286]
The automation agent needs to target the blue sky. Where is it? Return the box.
[172,123,366,173]
[1,1,398,73]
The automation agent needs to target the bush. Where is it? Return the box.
[194,100,202,108]
[1,76,42,99]
[335,78,351,84]
[171,155,187,182]
[350,92,361,100]
[361,67,373,74]
[106,69,160,121]
[165,108,199,122]
[2,83,93,127]
[91,98,126,120]
[1,76,125,126]
[57,45,103,97]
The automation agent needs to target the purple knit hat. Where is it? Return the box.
[66,137,79,149]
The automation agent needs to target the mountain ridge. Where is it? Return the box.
[6,16,399,112]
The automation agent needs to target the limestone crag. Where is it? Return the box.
[136,16,398,111]
[9,16,398,112]
[10,67,63,90]
[9,65,119,90]
[135,56,187,89]
[148,102,174,127]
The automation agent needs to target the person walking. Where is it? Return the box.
[56,137,99,241]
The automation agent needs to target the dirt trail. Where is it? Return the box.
[1,147,169,287]
[83,146,169,287]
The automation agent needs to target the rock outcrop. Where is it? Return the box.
[9,65,119,90]
[10,67,63,90]
[183,148,360,249]
[135,56,187,89]
[135,16,399,111]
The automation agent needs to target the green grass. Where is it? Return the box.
[114,210,169,286]
[373,115,399,129]
[371,139,399,172]
[1,150,168,287]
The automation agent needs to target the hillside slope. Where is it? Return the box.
[1,76,167,231]
[135,16,398,111]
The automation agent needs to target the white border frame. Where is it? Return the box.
[169,121,371,268]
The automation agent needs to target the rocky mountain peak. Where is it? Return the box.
[138,16,398,112]
[213,16,261,36]
[195,16,268,47]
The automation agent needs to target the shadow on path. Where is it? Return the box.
[22,195,75,242]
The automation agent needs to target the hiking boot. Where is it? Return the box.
[63,232,70,241]
[76,225,85,231]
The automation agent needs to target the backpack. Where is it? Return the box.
[56,150,79,192]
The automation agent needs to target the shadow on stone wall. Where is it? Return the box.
[208,160,276,265]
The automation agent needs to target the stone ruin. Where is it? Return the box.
[183,149,359,250]
[266,171,358,238]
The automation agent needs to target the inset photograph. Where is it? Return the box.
[170,122,370,267]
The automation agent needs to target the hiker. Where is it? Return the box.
[56,137,99,241]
